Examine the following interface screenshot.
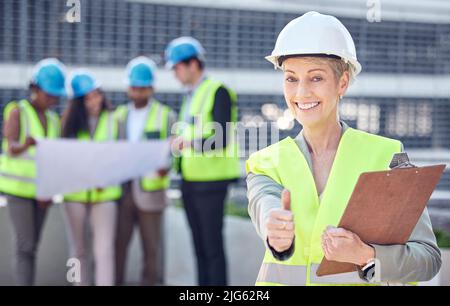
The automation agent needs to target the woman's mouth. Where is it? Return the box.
[295,101,321,111]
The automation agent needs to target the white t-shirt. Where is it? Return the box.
[126,101,151,142]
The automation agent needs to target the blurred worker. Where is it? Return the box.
[246,12,441,285]
[0,58,66,286]
[61,70,120,286]
[165,37,240,286]
[114,56,176,286]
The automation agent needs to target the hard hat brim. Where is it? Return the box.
[41,86,67,98]
[165,61,176,70]
[265,52,362,82]
[72,84,100,98]
[128,80,154,87]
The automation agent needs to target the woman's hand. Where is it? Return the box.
[24,136,37,148]
[265,189,295,253]
[157,168,170,177]
[321,226,375,266]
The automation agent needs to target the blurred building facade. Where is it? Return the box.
[0,0,449,193]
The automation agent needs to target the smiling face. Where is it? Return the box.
[282,56,350,129]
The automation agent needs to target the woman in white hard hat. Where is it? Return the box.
[246,11,441,286]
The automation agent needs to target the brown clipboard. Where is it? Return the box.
[316,163,446,277]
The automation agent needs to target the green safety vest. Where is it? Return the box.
[63,111,122,203]
[178,78,240,182]
[115,100,172,192]
[0,99,60,199]
[246,127,404,286]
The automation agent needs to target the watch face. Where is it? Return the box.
[359,262,376,282]
[366,267,376,281]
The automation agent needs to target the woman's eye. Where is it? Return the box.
[312,76,323,82]
[285,76,297,82]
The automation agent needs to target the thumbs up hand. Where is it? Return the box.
[265,189,295,253]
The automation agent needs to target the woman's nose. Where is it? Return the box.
[295,82,312,99]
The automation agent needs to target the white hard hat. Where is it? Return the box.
[266,11,362,83]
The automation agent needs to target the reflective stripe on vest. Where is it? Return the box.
[63,111,121,203]
[140,101,171,191]
[256,262,414,286]
[115,100,172,192]
[247,127,403,286]
[0,100,60,199]
[178,78,240,182]
[256,262,308,286]
[255,262,368,286]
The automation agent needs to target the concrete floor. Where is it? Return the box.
[0,202,265,286]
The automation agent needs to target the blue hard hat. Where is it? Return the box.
[126,56,157,87]
[31,58,67,97]
[165,37,205,69]
[68,70,100,98]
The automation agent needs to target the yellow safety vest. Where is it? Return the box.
[246,127,403,286]
[0,99,60,199]
[178,78,240,182]
[115,100,172,191]
[63,111,122,203]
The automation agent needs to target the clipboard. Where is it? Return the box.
[316,153,446,277]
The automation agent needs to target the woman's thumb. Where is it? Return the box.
[281,189,291,211]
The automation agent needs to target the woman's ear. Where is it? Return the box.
[338,70,350,97]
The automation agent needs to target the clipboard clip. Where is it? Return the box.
[389,152,418,169]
